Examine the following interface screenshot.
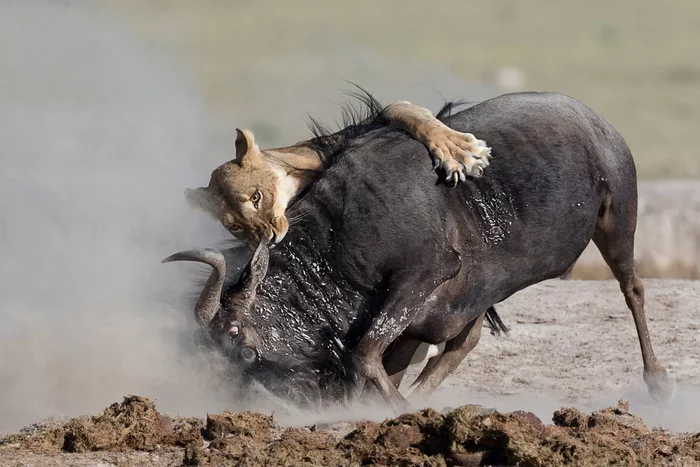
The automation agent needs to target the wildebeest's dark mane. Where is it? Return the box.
[306,85,480,170]
[306,86,390,168]
[435,99,480,120]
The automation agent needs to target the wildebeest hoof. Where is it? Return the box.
[391,398,416,416]
[644,368,677,403]
[427,126,491,185]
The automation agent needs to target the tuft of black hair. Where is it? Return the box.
[306,83,391,168]
[485,306,509,337]
[435,99,479,120]
[305,87,482,170]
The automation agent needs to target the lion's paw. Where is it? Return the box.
[426,127,491,186]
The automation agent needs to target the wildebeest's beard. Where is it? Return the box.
[165,237,370,409]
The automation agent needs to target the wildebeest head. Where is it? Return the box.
[163,241,268,363]
[163,241,336,407]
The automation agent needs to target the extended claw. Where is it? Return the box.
[425,127,491,186]
[468,165,483,178]
[449,171,460,187]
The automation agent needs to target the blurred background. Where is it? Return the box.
[113,0,700,278]
[108,0,700,175]
[0,0,698,429]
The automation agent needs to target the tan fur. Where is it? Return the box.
[186,129,299,244]
[187,103,492,245]
[386,101,492,184]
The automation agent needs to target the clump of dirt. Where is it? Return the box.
[62,395,178,452]
[1,418,68,454]
[3,396,202,454]
[339,408,447,465]
[203,411,275,441]
[2,397,700,466]
[436,400,699,466]
[549,401,700,465]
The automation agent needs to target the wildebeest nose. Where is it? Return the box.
[239,346,257,364]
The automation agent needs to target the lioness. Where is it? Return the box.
[186,100,491,245]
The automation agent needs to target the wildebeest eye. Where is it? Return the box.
[250,190,262,208]
[228,321,242,339]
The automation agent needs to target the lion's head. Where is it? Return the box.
[186,129,290,245]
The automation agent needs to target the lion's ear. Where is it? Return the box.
[234,128,261,165]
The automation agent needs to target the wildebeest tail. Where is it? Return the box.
[485,306,509,336]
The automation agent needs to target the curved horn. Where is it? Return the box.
[162,248,226,325]
[248,240,270,291]
[231,240,270,311]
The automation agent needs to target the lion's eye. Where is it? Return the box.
[250,190,262,208]
[230,223,242,232]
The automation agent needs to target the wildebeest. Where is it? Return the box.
[166,91,674,412]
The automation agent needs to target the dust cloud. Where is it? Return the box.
[0,2,236,431]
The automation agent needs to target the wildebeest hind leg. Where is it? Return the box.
[407,311,486,400]
[384,338,424,389]
[592,195,676,402]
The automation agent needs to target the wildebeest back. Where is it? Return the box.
[295,91,634,312]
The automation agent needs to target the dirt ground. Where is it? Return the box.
[2,396,700,466]
[1,279,698,466]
